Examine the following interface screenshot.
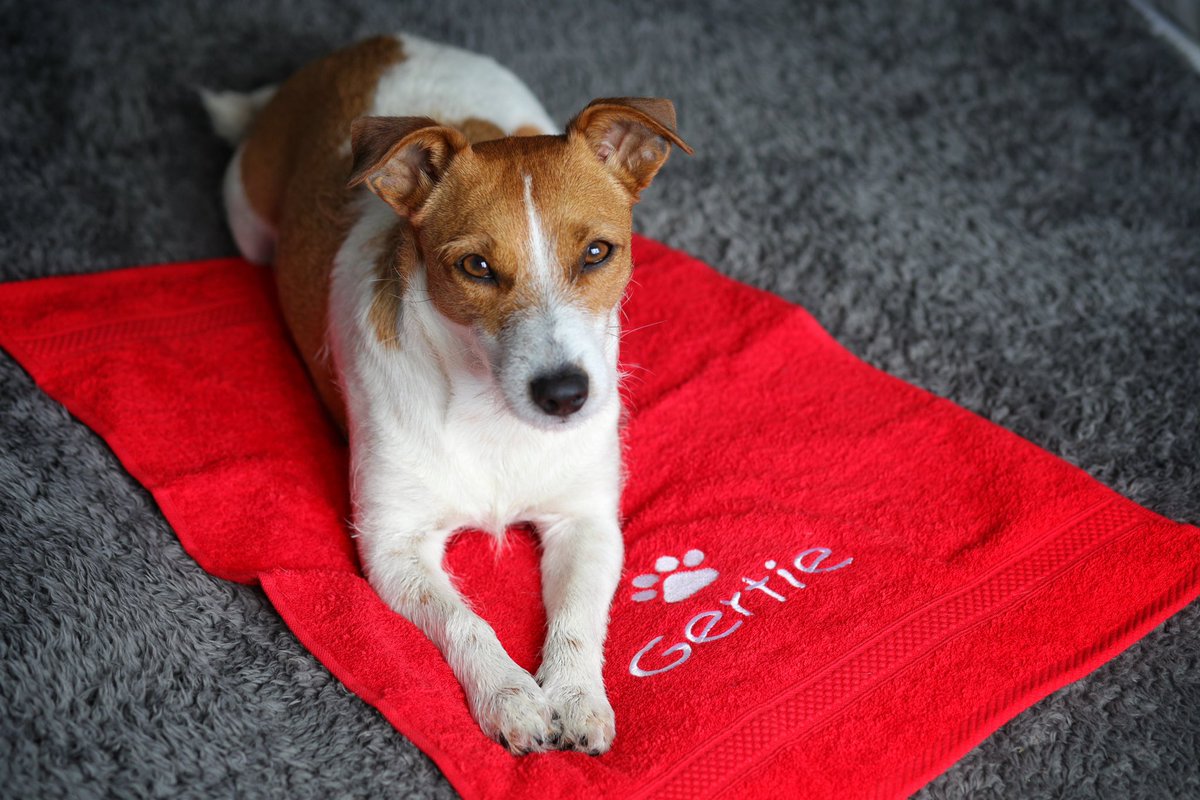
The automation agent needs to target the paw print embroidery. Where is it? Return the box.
[630,549,719,604]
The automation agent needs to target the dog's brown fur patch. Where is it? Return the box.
[453,117,506,145]
[411,133,637,337]
[239,35,405,430]
[367,222,414,348]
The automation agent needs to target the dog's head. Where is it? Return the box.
[348,98,691,429]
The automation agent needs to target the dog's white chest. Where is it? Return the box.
[416,394,620,535]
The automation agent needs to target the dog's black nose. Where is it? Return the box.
[530,368,589,418]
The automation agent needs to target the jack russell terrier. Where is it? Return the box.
[203,33,690,755]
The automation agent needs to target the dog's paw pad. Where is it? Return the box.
[630,548,719,603]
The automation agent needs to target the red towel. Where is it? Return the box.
[1,236,1196,799]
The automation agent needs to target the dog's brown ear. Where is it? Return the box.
[348,116,469,216]
[567,97,693,200]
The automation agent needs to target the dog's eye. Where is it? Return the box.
[459,254,494,281]
[582,241,614,270]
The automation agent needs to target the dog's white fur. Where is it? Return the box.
[209,34,625,753]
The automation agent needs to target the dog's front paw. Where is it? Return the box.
[470,671,557,755]
[542,682,616,755]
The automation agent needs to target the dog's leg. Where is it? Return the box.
[535,514,624,754]
[363,529,556,754]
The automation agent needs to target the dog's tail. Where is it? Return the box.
[201,84,280,265]
[199,85,277,145]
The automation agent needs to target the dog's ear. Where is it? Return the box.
[567,97,693,200]
[348,116,469,216]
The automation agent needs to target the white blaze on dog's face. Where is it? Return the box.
[348,99,691,428]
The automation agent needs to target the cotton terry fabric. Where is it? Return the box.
[0,236,1195,799]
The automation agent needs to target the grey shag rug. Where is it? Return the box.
[2,0,1197,797]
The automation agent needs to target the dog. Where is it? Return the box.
[203,33,690,755]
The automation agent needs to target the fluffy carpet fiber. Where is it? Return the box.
[2,0,1197,797]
